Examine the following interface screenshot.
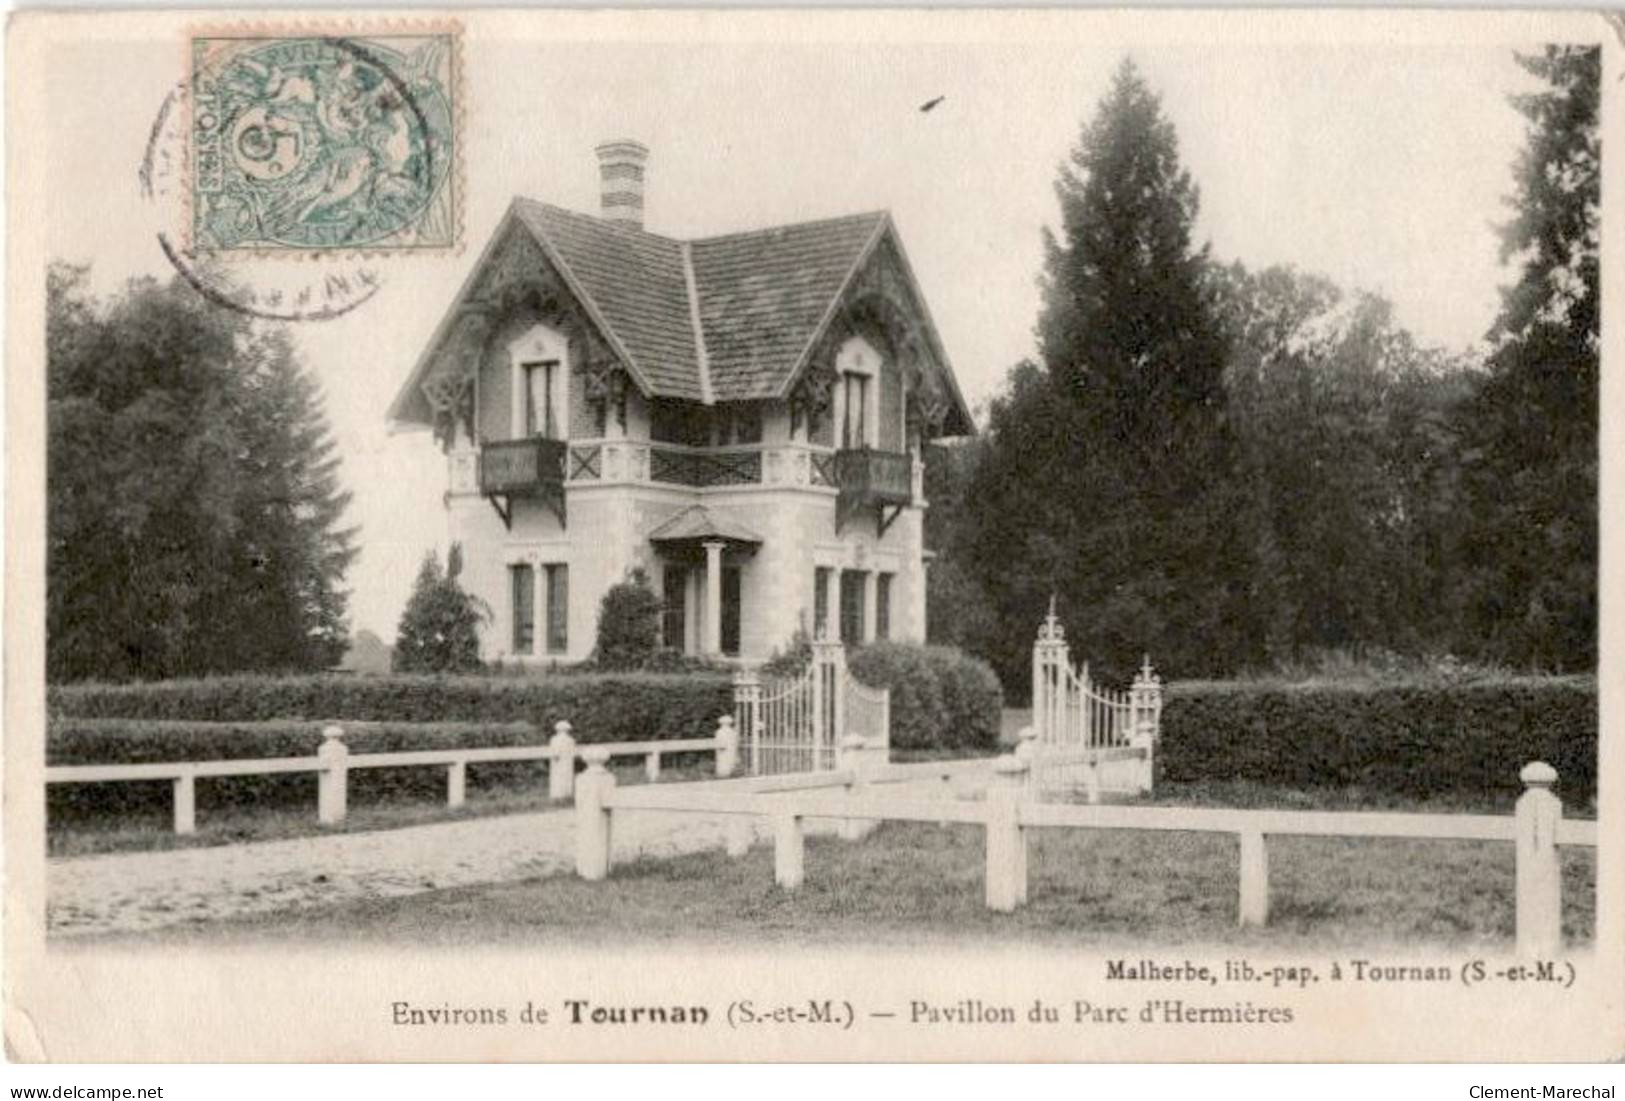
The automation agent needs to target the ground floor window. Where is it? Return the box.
[721,566,742,657]
[662,565,688,650]
[510,564,535,654]
[814,567,832,639]
[839,569,867,644]
[876,572,892,640]
[544,563,568,653]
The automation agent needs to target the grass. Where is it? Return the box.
[93,815,1595,950]
[47,757,718,859]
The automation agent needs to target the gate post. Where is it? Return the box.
[985,754,1031,912]
[732,668,760,774]
[1515,762,1562,957]
[1033,597,1068,748]
[837,735,880,841]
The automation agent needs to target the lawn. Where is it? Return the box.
[96,804,1595,951]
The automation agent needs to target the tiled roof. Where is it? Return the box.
[646,504,764,544]
[509,201,886,405]
[689,212,888,401]
[513,200,704,400]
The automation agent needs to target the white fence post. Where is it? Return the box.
[1238,829,1270,927]
[1132,655,1163,748]
[985,754,1030,912]
[837,735,878,842]
[575,748,616,881]
[645,751,661,783]
[1516,761,1562,957]
[317,725,349,826]
[774,813,805,890]
[548,721,576,801]
[173,770,196,835]
[715,715,739,778]
[1015,726,1039,798]
[726,817,754,858]
[447,760,467,809]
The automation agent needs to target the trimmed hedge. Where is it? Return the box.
[1159,677,1597,806]
[847,642,1003,753]
[49,672,733,730]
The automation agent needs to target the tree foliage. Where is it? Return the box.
[951,60,1250,688]
[47,266,357,681]
[1454,46,1599,670]
[392,548,486,673]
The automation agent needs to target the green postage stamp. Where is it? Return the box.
[190,29,460,252]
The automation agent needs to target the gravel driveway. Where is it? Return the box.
[47,804,798,938]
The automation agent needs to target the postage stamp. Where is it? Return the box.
[189,30,460,253]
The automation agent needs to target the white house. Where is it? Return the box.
[387,141,974,664]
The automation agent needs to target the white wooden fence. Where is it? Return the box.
[1029,604,1162,798]
[577,753,1594,956]
[45,717,740,836]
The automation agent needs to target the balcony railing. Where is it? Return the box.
[479,437,567,496]
[835,447,914,507]
[649,446,763,488]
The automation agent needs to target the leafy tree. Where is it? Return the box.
[593,568,662,670]
[393,548,486,673]
[957,60,1251,688]
[47,265,356,681]
[1214,263,1476,661]
[1456,46,1599,670]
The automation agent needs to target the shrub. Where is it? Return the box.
[847,642,1002,753]
[1158,676,1597,806]
[49,671,733,730]
[393,548,487,673]
[593,569,662,670]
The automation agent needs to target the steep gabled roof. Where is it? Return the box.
[390,199,972,433]
[512,200,703,400]
[689,212,889,402]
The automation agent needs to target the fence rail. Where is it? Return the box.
[577,752,1593,956]
[46,717,740,836]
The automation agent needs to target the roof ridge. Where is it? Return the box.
[512,196,689,246]
[690,209,890,247]
[679,241,714,405]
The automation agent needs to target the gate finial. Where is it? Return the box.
[1038,594,1065,642]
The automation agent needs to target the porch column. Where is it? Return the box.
[863,571,878,643]
[704,540,724,655]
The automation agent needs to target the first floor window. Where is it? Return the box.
[544,563,568,653]
[841,372,870,449]
[510,564,535,654]
[721,567,742,657]
[839,569,867,644]
[814,567,832,639]
[662,566,688,651]
[876,572,893,640]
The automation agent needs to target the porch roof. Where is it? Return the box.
[646,505,764,547]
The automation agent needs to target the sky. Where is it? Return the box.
[45,20,1548,642]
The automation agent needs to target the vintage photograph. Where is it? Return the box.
[5,7,1616,1062]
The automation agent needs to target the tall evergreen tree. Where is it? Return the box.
[1456,45,1599,669]
[960,60,1251,687]
[47,266,357,681]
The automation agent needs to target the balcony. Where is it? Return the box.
[478,437,567,528]
[835,447,913,534]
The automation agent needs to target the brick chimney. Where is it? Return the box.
[595,139,649,229]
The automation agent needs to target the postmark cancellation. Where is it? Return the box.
[189,27,460,254]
